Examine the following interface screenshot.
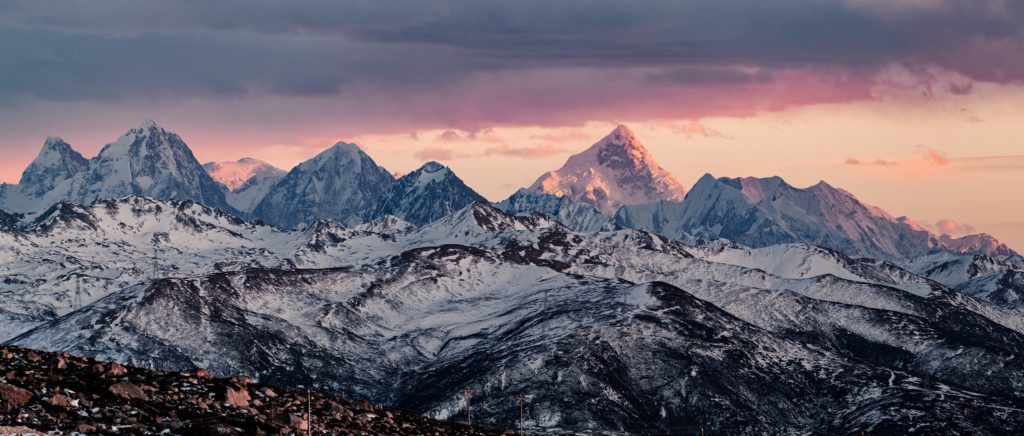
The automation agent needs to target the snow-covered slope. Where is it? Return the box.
[373,161,486,226]
[529,125,686,215]
[252,141,396,228]
[493,188,611,233]
[935,233,1018,257]
[4,199,1024,433]
[904,252,1024,307]
[203,158,286,213]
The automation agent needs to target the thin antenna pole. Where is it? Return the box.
[74,275,82,310]
[516,394,525,436]
[307,388,312,436]
[463,387,473,426]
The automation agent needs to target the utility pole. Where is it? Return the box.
[463,387,474,426]
[152,244,159,280]
[516,393,526,436]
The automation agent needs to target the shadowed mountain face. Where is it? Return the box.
[4,199,1024,433]
[373,161,487,226]
[251,141,396,228]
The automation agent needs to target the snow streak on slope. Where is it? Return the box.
[529,125,686,215]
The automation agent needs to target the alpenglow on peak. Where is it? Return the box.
[528,124,686,215]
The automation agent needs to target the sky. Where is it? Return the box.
[0,0,1022,248]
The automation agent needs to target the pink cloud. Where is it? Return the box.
[668,120,733,139]
[915,145,951,166]
[438,130,465,142]
[843,157,899,167]
[413,146,470,161]
[484,143,564,159]
[935,218,976,236]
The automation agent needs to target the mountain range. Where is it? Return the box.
[2,198,1024,433]
[1,120,1022,432]
[3,121,1011,261]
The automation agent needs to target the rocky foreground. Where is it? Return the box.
[0,346,507,435]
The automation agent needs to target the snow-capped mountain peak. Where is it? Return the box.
[203,158,285,192]
[372,161,486,226]
[251,140,396,228]
[529,124,686,215]
[66,121,234,213]
[17,136,88,198]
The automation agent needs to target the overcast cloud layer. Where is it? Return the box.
[0,0,1021,133]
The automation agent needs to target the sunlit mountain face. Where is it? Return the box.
[1,1,1022,434]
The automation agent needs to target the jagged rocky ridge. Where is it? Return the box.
[0,345,502,435]
[3,199,1024,433]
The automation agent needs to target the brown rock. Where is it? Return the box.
[288,413,308,431]
[331,401,354,417]
[0,426,39,435]
[193,368,211,378]
[107,363,128,377]
[76,423,97,433]
[224,386,251,407]
[0,348,13,360]
[53,355,67,370]
[230,375,254,386]
[48,393,75,410]
[25,351,41,362]
[109,381,147,401]
[261,387,278,398]
[0,384,33,413]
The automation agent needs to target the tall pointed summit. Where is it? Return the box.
[251,141,396,228]
[67,120,233,212]
[528,125,686,215]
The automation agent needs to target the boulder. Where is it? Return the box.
[109,381,147,401]
[224,386,251,407]
[0,384,33,412]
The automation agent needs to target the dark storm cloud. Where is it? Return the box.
[0,0,1020,114]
